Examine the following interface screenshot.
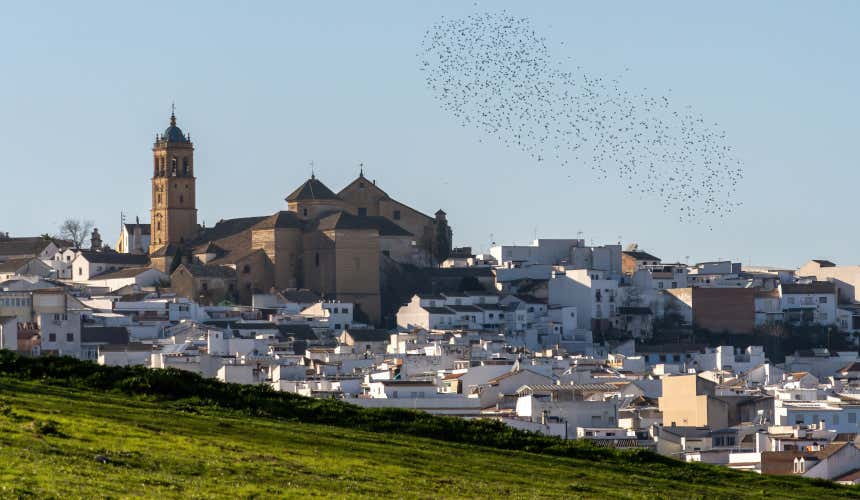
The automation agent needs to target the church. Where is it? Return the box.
[143,112,452,324]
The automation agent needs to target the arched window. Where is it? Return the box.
[154,157,159,176]
[156,221,161,231]
[179,195,184,204]
[182,157,189,176]
[171,157,177,176]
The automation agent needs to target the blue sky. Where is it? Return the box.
[0,1,857,267]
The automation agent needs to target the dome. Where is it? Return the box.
[161,113,189,143]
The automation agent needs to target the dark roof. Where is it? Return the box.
[78,250,149,266]
[279,288,320,304]
[0,258,37,273]
[782,282,836,295]
[81,326,130,345]
[191,217,268,247]
[417,293,445,300]
[623,250,661,261]
[176,263,237,279]
[475,304,503,311]
[252,211,304,230]
[839,362,860,374]
[313,212,409,235]
[276,324,317,340]
[0,237,68,257]
[91,267,155,280]
[812,259,836,267]
[124,223,151,235]
[365,216,412,237]
[422,306,455,314]
[195,242,226,257]
[345,329,391,342]
[618,306,653,315]
[150,244,181,258]
[286,177,340,202]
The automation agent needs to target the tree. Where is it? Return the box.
[58,219,93,248]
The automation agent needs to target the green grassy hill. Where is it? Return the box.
[0,353,857,499]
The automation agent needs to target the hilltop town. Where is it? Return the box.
[4,113,860,483]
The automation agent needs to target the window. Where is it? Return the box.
[201,281,208,291]
[358,207,367,216]
[849,412,857,424]
[182,157,189,175]
[66,333,74,342]
[179,195,184,204]
[48,333,56,342]
[671,281,677,288]
[819,296,827,304]
[334,324,341,330]
[315,253,320,267]
[393,210,401,220]
[242,265,250,274]
[302,208,308,217]
[78,267,83,276]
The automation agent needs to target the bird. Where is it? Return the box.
[419,11,744,224]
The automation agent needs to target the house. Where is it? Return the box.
[171,263,238,305]
[797,259,860,303]
[0,316,17,350]
[780,282,837,326]
[514,384,620,434]
[116,220,151,254]
[0,235,68,262]
[762,442,860,480]
[622,249,662,275]
[396,294,456,330]
[86,267,165,292]
[37,310,83,358]
[0,258,53,281]
[664,287,755,334]
[70,251,149,282]
[338,328,390,353]
[658,375,728,428]
[472,368,554,408]
[80,326,130,361]
[365,380,437,399]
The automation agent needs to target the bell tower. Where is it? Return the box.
[149,109,198,256]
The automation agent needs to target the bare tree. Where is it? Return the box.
[58,218,94,248]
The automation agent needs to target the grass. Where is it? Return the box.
[0,355,858,498]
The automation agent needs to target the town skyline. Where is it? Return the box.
[2,1,858,268]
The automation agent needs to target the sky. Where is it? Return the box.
[0,1,857,268]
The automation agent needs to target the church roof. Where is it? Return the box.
[285,176,340,202]
[313,212,412,236]
[252,211,304,230]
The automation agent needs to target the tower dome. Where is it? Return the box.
[162,112,189,143]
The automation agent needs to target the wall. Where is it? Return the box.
[692,287,755,334]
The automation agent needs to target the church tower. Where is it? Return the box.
[149,110,197,256]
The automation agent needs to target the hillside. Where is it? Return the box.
[0,355,857,498]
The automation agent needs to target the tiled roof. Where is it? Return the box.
[81,326,130,344]
[78,250,149,266]
[344,329,391,342]
[177,263,237,279]
[623,250,661,261]
[90,267,154,280]
[0,237,69,257]
[252,211,304,230]
[279,288,320,303]
[286,177,340,202]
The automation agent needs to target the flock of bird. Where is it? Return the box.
[419,12,743,224]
